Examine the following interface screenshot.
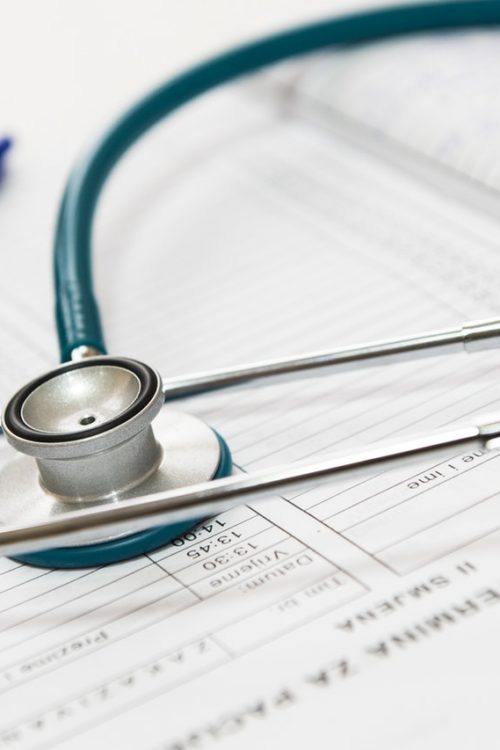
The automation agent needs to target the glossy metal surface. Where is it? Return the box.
[1,419,499,558]
[21,365,141,435]
[70,345,103,361]
[2,358,166,500]
[2,316,500,558]
[162,318,500,398]
[0,409,222,546]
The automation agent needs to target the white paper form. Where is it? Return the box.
[3,30,500,750]
[286,29,500,215]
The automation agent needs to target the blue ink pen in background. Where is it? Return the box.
[0,138,12,181]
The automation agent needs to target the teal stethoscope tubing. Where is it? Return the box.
[54,0,500,363]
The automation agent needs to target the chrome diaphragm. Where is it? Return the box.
[0,356,226,567]
[3,357,165,499]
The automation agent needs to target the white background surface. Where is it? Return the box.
[1,1,374,263]
[0,0,381,373]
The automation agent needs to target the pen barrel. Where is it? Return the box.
[1,420,499,559]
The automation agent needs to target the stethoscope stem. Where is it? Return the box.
[1,417,499,560]
[162,318,500,399]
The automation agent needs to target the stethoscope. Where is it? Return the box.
[1,0,500,569]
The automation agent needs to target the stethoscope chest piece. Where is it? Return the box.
[0,356,231,568]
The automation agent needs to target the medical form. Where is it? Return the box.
[2,28,500,749]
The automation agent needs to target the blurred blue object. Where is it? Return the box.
[0,138,12,180]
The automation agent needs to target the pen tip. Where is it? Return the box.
[0,137,13,180]
[0,137,12,154]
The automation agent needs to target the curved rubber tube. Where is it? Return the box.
[13,430,232,568]
[54,1,500,361]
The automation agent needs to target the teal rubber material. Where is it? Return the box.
[54,1,500,363]
[12,431,232,569]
